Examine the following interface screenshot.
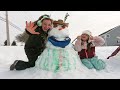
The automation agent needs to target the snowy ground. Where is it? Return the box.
[0,46,120,79]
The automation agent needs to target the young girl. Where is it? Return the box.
[74,30,106,70]
[10,14,53,71]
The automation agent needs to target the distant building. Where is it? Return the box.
[99,25,120,46]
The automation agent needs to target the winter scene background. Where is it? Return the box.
[0,11,120,79]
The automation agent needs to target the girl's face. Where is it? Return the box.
[42,19,52,31]
[81,34,89,41]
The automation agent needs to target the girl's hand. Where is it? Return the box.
[26,21,40,35]
[77,36,81,40]
[89,35,94,40]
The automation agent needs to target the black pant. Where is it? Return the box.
[15,55,38,70]
[14,47,42,70]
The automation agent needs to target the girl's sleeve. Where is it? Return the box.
[74,39,82,52]
[93,36,105,46]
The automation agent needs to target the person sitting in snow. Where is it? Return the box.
[74,30,106,70]
[35,19,87,73]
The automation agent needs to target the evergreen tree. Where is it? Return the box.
[4,40,7,46]
[11,41,17,46]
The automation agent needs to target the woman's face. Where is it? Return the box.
[81,34,89,41]
[42,19,52,31]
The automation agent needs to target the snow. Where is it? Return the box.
[0,46,120,79]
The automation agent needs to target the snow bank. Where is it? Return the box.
[0,46,120,79]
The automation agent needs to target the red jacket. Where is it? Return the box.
[78,47,95,59]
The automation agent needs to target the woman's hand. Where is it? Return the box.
[26,21,40,34]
